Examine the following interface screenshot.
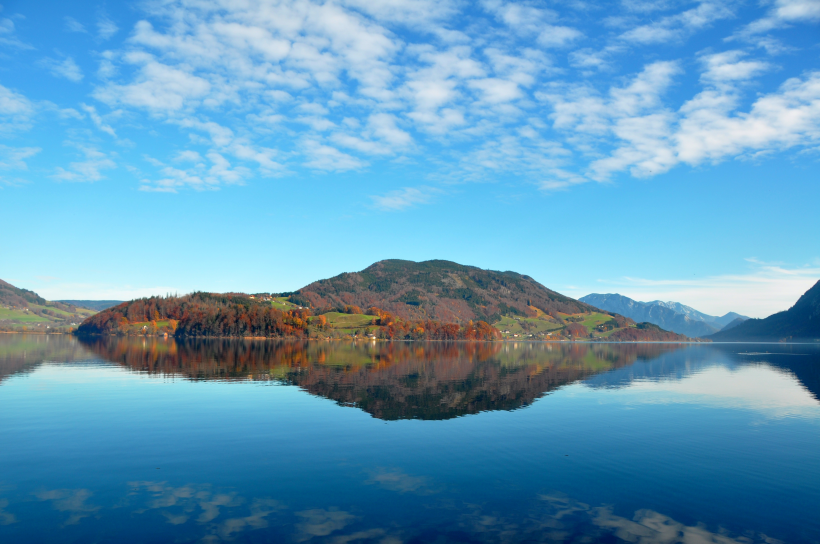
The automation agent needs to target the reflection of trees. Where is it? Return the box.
[0,334,92,384]
[76,337,682,420]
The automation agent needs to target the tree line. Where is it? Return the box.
[75,294,502,340]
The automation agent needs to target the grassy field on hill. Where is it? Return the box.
[1,303,96,331]
[494,315,563,337]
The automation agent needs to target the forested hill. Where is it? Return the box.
[0,279,46,307]
[74,291,500,340]
[295,259,595,324]
[75,293,312,338]
[708,280,820,341]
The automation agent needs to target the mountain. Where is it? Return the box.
[74,260,694,342]
[647,300,745,329]
[719,317,748,332]
[707,280,820,341]
[579,293,720,338]
[56,300,124,311]
[295,259,596,324]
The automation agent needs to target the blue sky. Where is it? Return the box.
[1,0,818,318]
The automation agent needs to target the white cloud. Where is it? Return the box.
[139,152,251,192]
[342,0,458,28]
[619,1,735,44]
[28,0,810,197]
[39,56,84,82]
[371,186,439,210]
[675,70,820,166]
[543,60,820,183]
[0,16,30,49]
[80,104,117,137]
[0,84,35,133]
[368,113,412,146]
[699,50,770,84]
[0,145,40,170]
[741,0,820,34]
[303,140,366,170]
[97,16,119,40]
[53,145,116,182]
[568,45,626,71]
[94,55,211,111]
[174,150,202,162]
[64,16,86,33]
[537,25,584,48]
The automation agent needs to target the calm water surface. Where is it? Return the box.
[1,335,819,543]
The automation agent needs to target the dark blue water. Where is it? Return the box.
[1,335,818,543]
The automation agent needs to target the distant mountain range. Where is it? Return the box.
[707,280,820,341]
[579,293,748,338]
[56,300,123,311]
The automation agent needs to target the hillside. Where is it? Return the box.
[0,279,96,333]
[296,259,595,324]
[75,292,499,340]
[293,260,696,342]
[580,293,747,338]
[76,293,312,338]
[0,279,46,307]
[708,280,820,341]
[72,260,698,342]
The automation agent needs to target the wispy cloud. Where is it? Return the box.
[7,0,820,196]
[80,104,116,137]
[0,84,36,133]
[738,0,820,35]
[370,186,440,211]
[39,56,84,82]
[618,1,735,44]
[64,16,86,33]
[97,16,118,40]
[0,145,40,170]
[53,145,116,182]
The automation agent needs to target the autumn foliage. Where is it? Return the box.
[76,293,312,339]
[366,307,500,340]
[76,295,502,340]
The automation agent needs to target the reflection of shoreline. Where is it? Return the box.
[0,334,94,384]
[6,335,818,420]
[72,337,682,420]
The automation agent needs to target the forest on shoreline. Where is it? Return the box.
[75,293,501,341]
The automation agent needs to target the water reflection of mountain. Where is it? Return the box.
[0,334,92,383]
[6,336,817,419]
[75,338,683,420]
[584,343,820,401]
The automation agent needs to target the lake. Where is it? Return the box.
[1,335,819,543]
